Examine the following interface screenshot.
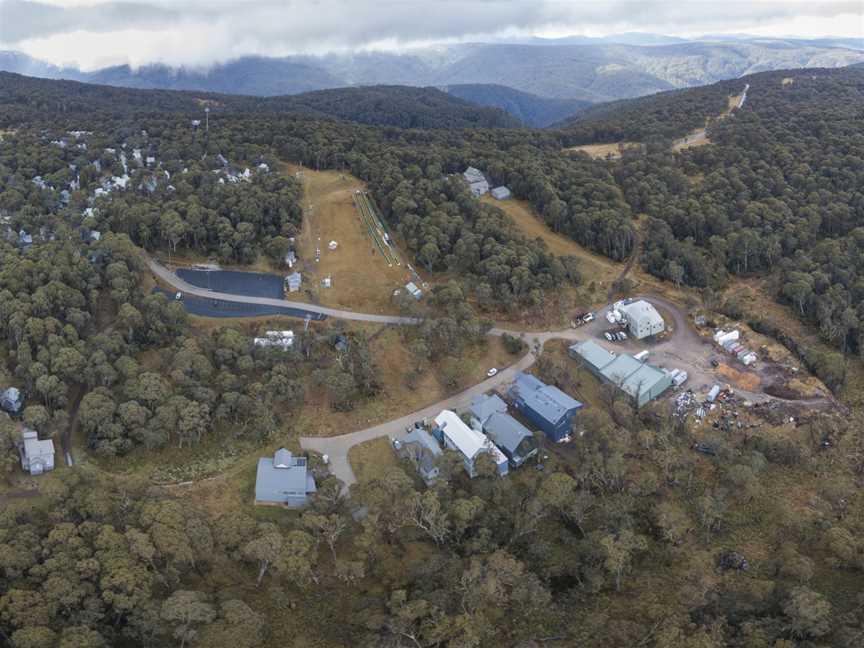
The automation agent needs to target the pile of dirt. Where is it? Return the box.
[716,363,761,391]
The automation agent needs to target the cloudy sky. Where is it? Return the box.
[1,0,862,70]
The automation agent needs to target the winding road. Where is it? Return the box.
[150,260,831,493]
[148,257,418,325]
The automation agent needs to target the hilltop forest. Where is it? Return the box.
[0,67,863,648]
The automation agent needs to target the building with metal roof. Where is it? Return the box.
[509,373,583,442]
[19,429,54,476]
[255,449,316,507]
[620,300,665,339]
[462,167,490,197]
[433,410,508,478]
[490,186,511,200]
[394,425,443,485]
[569,340,672,407]
[469,393,537,468]
[285,272,302,293]
[482,413,538,468]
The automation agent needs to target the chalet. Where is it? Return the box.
[433,410,508,478]
[1,387,23,415]
[469,394,538,468]
[509,373,583,443]
[394,425,443,485]
[463,167,490,197]
[19,429,55,476]
[255,449,316,507]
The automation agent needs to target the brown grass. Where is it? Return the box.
[716,363,761,391]
[284,165,418,314]
[295,329,518,437]
[348,437,399,483]
[562,142,641,159]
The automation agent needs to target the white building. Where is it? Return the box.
[19,429,55,476]
[433,410,508,478]
[253,331,294,350]
[620,300,665,339]
[463,167,490,197]
[490,186,511,200]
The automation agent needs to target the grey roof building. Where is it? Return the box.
[469,393,508,425]
[490,186,511,200]
[255,449,316,507]
[620,300,665,339]
[569,340,672,407]
[395,426,443,485]
[483,413,538,468]
[1,387,23,415]
[19,429,55,476]
[463,167,490,197]
[286,272,302,293]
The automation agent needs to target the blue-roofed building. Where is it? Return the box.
[470,393,537,468]
[509,373,583,442]
[255,448,316,507]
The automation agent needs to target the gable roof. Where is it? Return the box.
[469,393,508,425]
[435,410,485,459]
[483,412,533,454]
[570,340,616,371]
[512,373,582,424]
[621,300,664,326]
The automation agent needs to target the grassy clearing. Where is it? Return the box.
[348,437,399,483]
[295,329,518,437]
[562,142,641,159]
[286,165,418,314]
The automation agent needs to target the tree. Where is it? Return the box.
[160,590,216,648]
[242,527,284,588]
[303,513,348,560]
[599,529,648,591]
[783,586,832,638]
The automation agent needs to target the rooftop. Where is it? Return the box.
[512,373,582,424]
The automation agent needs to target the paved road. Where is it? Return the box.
[302,326,588,491]
[148,257,419,325]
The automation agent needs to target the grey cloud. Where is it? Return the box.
[0,0,861,68]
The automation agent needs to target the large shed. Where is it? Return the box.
[569,341,672,407]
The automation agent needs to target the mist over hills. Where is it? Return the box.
[1,34,862,115]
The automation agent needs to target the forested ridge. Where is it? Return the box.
[0,72,520,129]
[1,68,864,648]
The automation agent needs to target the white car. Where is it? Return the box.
[604,332,613,341]
[174,292,183,300]
[487,368,498,377]
[583,312,595,323]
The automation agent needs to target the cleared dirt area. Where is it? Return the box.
[562,141,641,160]
[283,164,416,315]
[672,91,745,152]
[782,77,795,86]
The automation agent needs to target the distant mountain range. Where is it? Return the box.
[1,33,863,112]
[442,84,592,127]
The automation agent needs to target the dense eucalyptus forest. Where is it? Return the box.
[0,67,863,648]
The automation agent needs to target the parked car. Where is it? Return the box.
[604,332,613,341]
[582,312,595,323]
[175,292,183,300]
[711,359,720,368]
[486,368,498,377]
[619,332,628,340]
